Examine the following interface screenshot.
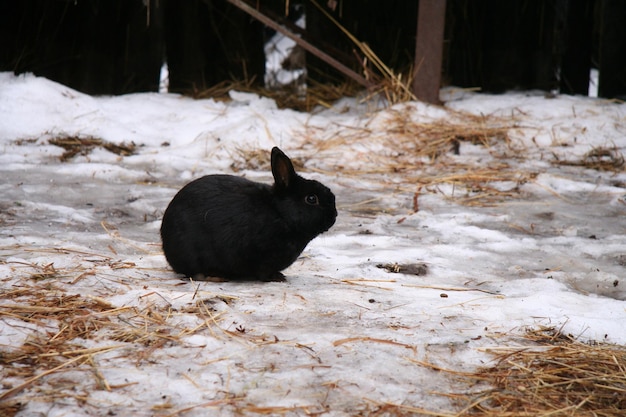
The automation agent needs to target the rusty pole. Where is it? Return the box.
[413,0,447,104]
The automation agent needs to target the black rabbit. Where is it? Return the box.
[160,147,337,281]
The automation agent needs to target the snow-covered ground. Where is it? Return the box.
[1,72,625,416]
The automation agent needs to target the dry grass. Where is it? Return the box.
[0,254,234,415]
[304,105,530,207]
[411,326,626,417]
[0,282,128,415]
[2,253,625,416]
[48,135,137,161]
[308,0,416,106]
[194,78,363,112]
[308,105,514,159]
[229,102,531,207]
[466,328,626,416]
[556,146,625,172]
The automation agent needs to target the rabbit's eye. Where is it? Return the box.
[305,194,319,205]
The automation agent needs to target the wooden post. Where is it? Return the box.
[413,0,447,104]
[598,0,626,99]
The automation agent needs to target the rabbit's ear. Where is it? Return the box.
[271,147,297,190]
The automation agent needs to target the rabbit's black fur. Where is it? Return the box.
[160,147,337,281]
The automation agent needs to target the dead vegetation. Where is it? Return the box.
[224,103,552,210]
[557,145,625,172]
[2,239,625,416]
[410,326,626,417]
[231,103,530,207]
[0,284,127,414]
[467,328,626,416]
[194,77,363,112]
[0,251,232,415]
[199,79,622,209]
[47,135,137,161]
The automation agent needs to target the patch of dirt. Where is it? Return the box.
[376,262,428,276]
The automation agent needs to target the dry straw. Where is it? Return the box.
[0,254,234,415]
[48,135,136,161]
[230,102,531,208]
[195,77,362,112]
[412,326,626,416]
[557,145,625,172]
[300,104,531,208]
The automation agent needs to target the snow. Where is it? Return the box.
[1,72,626,416]
[264,15,306,88]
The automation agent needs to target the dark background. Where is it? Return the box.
[1,0,624,99]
